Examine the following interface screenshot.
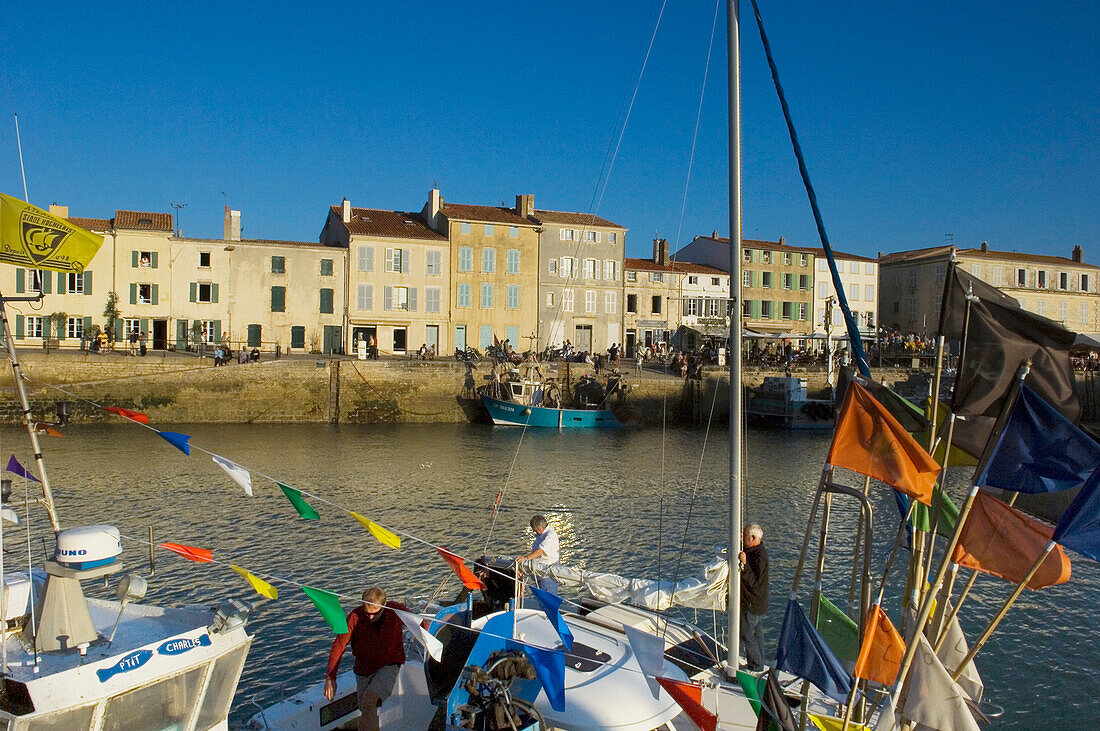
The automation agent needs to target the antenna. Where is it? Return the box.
[169,202,187,237]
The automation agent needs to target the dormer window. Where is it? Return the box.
[138,217,152,226]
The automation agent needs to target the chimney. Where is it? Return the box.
[779,236,786,246]
[342,198,351,224]
[223,207,241,241]
[653,237,670,266]
[515,194,534,218]
[712,229,718,239]
[1072,245,1083,263]
[981,241,989,252]
[48,204,69,219]
[423,188,442,230]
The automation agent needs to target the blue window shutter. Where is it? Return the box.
[408,288,417,312]
[41,272,51,294]
[83,271,92,294]
[130,283,137,305]
[57,273,66,294]
[132,251,139,268]
[189,283,197,303]
[15,269,24,293]
[211,283,219,303]
[15,315,23,338]
[151,284,159,305]
[150,252,158,268]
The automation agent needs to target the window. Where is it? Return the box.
[385,286,408,311]
[1017,268,1027,286]
[797,303,807,321]
[1038,270,1047,289]
[649,272,664,283]
[865,262,875,275]
[866,311,875,327]
[29,269,44,292]
[67,317,84,339]
[818,259,828,272]
[320,288,334,314]
[1083,274,1091,292]
[799,275,809,290]
[25,316,42,338]
[604,261,618,280]
[584,259,598,279]
[124,318,140,337]
[426,250,441,276]
[459,246,473,272]
[484,224,494,235]
[271,256,285,274]
[585,290,596,313]
[685,298,699,316]
[461,222,471,234]
[457,283,471,308]
[783,253,791,265]
[137,251,154,268]
[849,284,859,301]
[480,283,494,308]
[801,255,808,266]
[197,283,213,303]
[651,295,662,314]
[507,284,519,309]
[609,232,617,243]
[851,261,860,274]
[865,284,874,300]
[271,286,285,312]
[707,299,723,317]
[425,287,441,313]
[761,272,772,288]
[320,258,334,276]
[201,320,219,341]
[546,292,555,307]
[509,226,519,238]
[627,294,637,313]
[138,284,153,304]
[67,272,84,294]
[561,228,576,241]
[199,251,211,268]
[761,301,772,319]
[507,249,520,274]
[743,300,752,317]
[627,271,636,282]
[560,257,575,277]
[782,302,793,320]
[1037,300,1045,316]
[358,246,374,272]
[818,282,829,298]
[743,249,753,262]
[762,251,771,264]
[357,284,373,310]
[1059,272,1069,290]
[605,291,617,314]
[743,271,751,287]
[563,289,574,312]
[712,277,721,286]
[1060,302,1067,322]
[688,276,698,285]
[386,248,407,273]
[782,274,792,289]
[585,231,598,242]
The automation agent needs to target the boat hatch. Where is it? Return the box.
[563,641,611,672]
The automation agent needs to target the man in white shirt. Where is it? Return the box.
[516,514,560,594]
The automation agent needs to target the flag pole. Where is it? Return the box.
[14,114,29,201]
[949,540,1057,682]
[933,567,978,652]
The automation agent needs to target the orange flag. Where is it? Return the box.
[656,677,717,731]
[952,491,1071,589]
[160,542,213,563]
[827,383,940,504]
[853,604,905,686]
[104,406,150,424]
[437,548,487,591]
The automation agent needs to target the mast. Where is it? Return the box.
[726,0,743,671]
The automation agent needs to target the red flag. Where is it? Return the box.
[826,383,940,504]
[656,677,716,731]
[437,548,486,590]
[160,542,213,563]
[104,406,150,424]
[952,491,1071,589]
[853,605,905,686]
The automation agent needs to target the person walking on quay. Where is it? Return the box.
[516,514,560,594]
[323,587,410,731]
[739,523,769,672]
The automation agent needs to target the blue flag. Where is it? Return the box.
[522,644,566,712]
[530,585,574,651]
[1053,467,1100,562]
[774,598,852,703]
[975,385,1100,494]
[5,455,40,483]
[158,431,192,456]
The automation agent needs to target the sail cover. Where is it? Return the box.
[538,554,729,611]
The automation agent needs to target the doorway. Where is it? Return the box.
[625,330,636,357]
[574,324,593,353]
[323,326,343,355]
[455,325,466,352]
[153,319,168,350]
[393,327,407,354]
[425,325,439,354]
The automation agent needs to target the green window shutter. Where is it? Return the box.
[83,271,92,294]
[57,273,66,294]
[320,289,333,314]
[212,320,222,341]
[150,252,158,268]
[291,326,305,348]
[211,283,219,303]
[151,284,159,305]
[43,318,51,338]
[176,320,188,350]
[114,320,123,339]
[130,283,137,305]
[132,251,139,268]
[84,316,92,336]
[271,287,285,312]
[41,272,51,294]
[139,318,148,334]
[15,269,24,293]
[188,283,196,302]
[15,315,23,338]
[247,324,262,348]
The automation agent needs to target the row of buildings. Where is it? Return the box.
[5,190,1097,356]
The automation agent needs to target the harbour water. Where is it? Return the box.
[2,423,1094,727]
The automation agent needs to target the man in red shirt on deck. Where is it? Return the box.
[323,587,409,731]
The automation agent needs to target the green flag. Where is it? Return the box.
[814,595,859,664]
[302,587,348,634]
[735,669,765,716]
[278,483,320,520]
[913,490,960,538]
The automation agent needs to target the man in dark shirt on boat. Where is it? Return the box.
[323,587,409,731]
[739,523,769,672]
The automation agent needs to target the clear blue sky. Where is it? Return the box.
[1,1,1096,263]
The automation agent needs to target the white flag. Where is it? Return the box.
[212,455,253,497]
[899,635,980,731]
[934,603,984,704]
[394,608,443,662]
[623,623,665,698]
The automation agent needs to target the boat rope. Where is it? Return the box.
[747,0,872,378]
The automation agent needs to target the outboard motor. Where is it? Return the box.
[473,556,518,613]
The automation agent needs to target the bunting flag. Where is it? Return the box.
[656,677,717,731]
[211,455,253,497]
[33,423,64,437]
[756,669,797,731]
[5,455,40,483]
[302,586,348,634]
[774,598,853,703]
[975,384,1100,495]
[935,600,984,704]
[853,605,905,686]
[813,595,859,664]
[836,367,930,434]
[393,607,443,661]
[1052,467,1100,562]
[894,634,980,731]
[0,193,105,272]
[159,542,213,563]
[103,406,150,424]
[951,491,1072,589]
[623,623,665,698]
[827,382,940,505]
[230,565,278,600]
[530,585,574,651]
[927,401,978,467]
[159,431,192,455]
[809,715,869,731]
[437,548,487,590]
[278,483,319,519]
[736,669,765,715]
[523,644,566,712]
[349,511,401,549]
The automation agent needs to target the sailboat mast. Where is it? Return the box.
[726,0,743,671]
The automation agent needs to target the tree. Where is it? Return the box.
[103,291,121,335]
[49,312,67,338]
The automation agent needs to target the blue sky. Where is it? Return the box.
[1,1,1096,262]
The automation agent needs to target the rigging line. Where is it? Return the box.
[482,414,532,553]
[747,0,871,377]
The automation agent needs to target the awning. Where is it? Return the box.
[1073,332,1100,351]
[682,324,730,338]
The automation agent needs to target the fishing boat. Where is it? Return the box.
[746,375,835,430]
[478,360,627,428]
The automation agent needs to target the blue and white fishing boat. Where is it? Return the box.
[479,361,625,428]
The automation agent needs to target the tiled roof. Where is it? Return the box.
[702,235,820,255]
[534,209,625,229]
[113,210,173,231]
[878,245,1097,269]
[625,258,727,275]
[69,217,112,232]
[877,246,955,265]
[806,248,876,263]
[330,206,447,241]
[441,203,538,226]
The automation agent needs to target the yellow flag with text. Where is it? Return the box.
[0,193,104,273]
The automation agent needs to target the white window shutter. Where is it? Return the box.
[402,250,411,274]
[384,286,393,311]
[409,287,417,311]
